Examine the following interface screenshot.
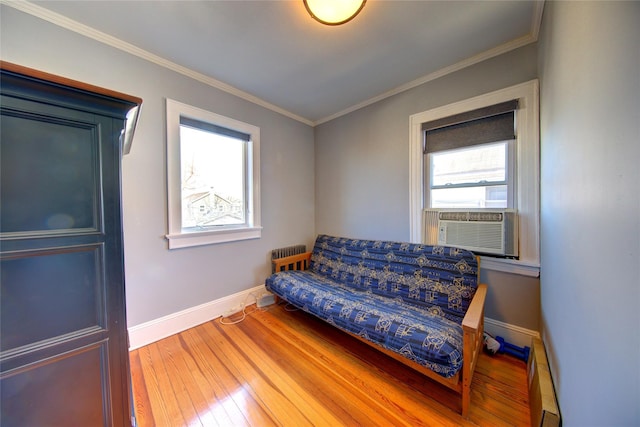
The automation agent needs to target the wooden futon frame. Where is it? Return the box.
[272,252,487,418]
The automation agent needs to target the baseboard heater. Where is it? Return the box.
[528,337,560,427]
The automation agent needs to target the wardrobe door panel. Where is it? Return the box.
[0,246,105,353]
[0,113,100,234]
[1,343,110,426]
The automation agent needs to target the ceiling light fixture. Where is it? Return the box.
[303,0,366,26]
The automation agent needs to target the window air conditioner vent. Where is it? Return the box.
[423,208,518,257]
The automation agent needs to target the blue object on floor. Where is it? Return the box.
[495,336,530,362]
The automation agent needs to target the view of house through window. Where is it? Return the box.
[429,141,512,208]
[165,98,261,249]
[180,123,246,229]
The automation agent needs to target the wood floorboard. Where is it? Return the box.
[194,323,277,426]
[216,319,352,423]
[247,305,464,427]
[209,320,343,426]
[129,349,154,426]
[179,328,253,426]
[130,302,531,426]
[237,309,430,427]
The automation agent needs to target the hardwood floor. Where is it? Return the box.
[130,302,531,426]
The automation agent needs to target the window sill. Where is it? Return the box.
[479,256,540,277]
[166,226,262,249]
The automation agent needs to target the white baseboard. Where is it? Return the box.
[128,284,266,350]
[484,317,540,349]
[128,291,538,352]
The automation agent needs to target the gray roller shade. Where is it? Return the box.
[423,100,518,153]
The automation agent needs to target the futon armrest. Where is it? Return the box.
[462,283,487,332]
[460,282,487,418]
[272,252,312,272]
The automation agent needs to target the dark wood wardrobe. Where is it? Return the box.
[0,62,141,426]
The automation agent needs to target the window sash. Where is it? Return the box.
[429,141,508,187]
[430,185,509,209]
[180,116,250,142]
[430,180,508,190]
[426,140,515,209]
[179,122,248,230]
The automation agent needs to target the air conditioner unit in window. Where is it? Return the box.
[424,209,518,257]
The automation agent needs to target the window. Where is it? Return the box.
[179,118,248,228]
[409,80,540,276]
[166,99,261,249]
[428,141,514,209]
[423,99,517,210]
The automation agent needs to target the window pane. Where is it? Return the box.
[180,125,245,228]
[431,185,508,209]
[431,142,506,187]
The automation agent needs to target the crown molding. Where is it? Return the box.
[2,0,314,126]
[314,1,545,125]
[530,0,545,41]
[316,36,541,126]
[4,0,544,128]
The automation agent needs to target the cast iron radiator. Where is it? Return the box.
[271,244,306,273]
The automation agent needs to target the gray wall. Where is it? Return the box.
[0,6,316,327]
[314,44,541,331]
[538,1,639,425]
[8,6,640,424]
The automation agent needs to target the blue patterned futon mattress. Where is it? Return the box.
[265,235,479,379]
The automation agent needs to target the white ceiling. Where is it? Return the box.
[28,0,542,125]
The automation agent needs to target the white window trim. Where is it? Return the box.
[165,98,261,249]
[409,80,540,276]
